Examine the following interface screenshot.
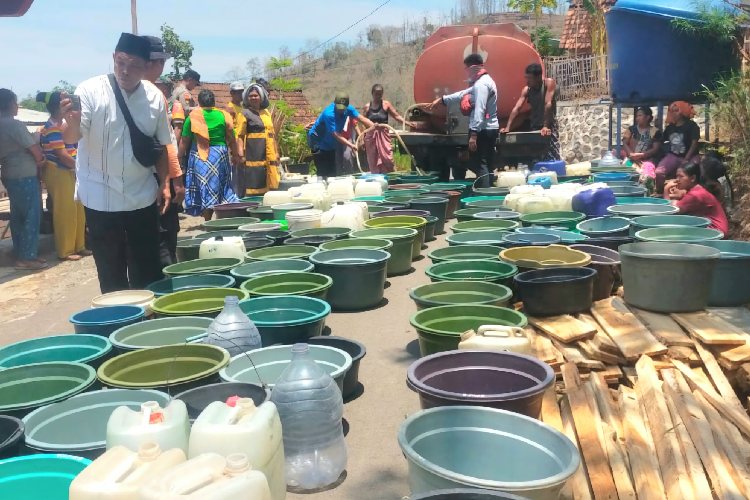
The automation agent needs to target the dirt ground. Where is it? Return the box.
[0,213,446,500]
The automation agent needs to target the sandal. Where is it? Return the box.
[78,249,93,256]
[61,254,82,261]
[14,260,48,271]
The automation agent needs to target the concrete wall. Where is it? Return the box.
[557,100,709,163]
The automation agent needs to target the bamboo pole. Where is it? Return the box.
[130,0,138,35]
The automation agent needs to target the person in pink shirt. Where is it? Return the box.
[664,162,728,235]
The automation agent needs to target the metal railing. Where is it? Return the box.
[545,54,610,101]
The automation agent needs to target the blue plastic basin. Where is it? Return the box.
[69,305,145,337]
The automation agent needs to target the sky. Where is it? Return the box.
[1,0,457,99]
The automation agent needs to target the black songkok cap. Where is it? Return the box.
[114,32,151,61]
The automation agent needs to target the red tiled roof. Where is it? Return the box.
[559,4,593,52]
[188,83,316,126]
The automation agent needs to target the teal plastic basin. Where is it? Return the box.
[576,216,631,237]
[629,214,711,237]
[514,227,588,244]
[290,227,351,240]
[446,231,512,247]
[607,203,679,218]
[519,211,586,230]
[634,227,724,243]
[239,296,331,345]
[0,335,112,369]
[698,240,750,307]
[426,260,518,285]
[146,274,237,297]
[461,196,506,208]
[0,454,91,500]
[230,259,314,282]
[428,245,501,264]
[615,196,670,205]
[310,249,390,311]
[109,316,213,351]
[0,362,97,418]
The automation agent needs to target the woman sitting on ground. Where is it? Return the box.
[664,161,728,235]
[622,106,662,193]
[655,101,701,194]
[179,89,240,221]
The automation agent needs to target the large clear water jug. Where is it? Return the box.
[204,296,262,356]
[270,343,347,490]
[139,453,272,500]
[189,398,286,500]
[70,444,186,500]
[106,400,190,454]
[599,151,621,168]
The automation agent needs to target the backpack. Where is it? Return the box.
[460,72,494,117]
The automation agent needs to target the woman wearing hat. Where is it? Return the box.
[235,83,280,196]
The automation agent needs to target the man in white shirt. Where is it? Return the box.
[62,33,171,293]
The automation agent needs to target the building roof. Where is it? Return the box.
[482,12,566,37]
[559,4,593,52]
[188,82,317,126]
[17,107,49,133]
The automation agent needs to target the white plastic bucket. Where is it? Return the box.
[285,209,323,232]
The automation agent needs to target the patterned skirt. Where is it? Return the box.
[185,144,238,216]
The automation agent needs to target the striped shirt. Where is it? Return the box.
[74,75,172,212]
[40,119,77,169]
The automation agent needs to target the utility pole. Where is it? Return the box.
[131,0,138,34]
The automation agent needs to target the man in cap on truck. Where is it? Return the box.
[307,92,376,178]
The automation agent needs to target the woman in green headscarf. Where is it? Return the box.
[235,83,280,196]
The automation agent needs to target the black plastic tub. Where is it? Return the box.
[0,416,24,459]
[243,237,275,252]
[515,267,597,317]
[284,235,336,247]
[406,350,554,419]
[174,381,269,421]
[570,244,621,301]
[264,230,292,246]
[307,336,366,400]
[411,489,527,500]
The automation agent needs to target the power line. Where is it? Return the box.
[293,0,395,61]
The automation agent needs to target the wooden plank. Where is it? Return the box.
[693,342,746,414]
[578,339,627,365]
[672,360,750,440]
[631,308,694,347]
[529,315,596,344]
[623,366,637,386]
[660,377,713,499]
[560,397,594,500]
[591,298,668,361]
[541,386,564,435]
[529,328,559,365]
[600,365,623,383]
[552,339,606,371]
[635,356,694,500]
[561,363,618,500]
[672,311,748,346]
[579,313,622,355]
[619,386,667,500]
[665,346,700,366]
[708,307,750,333]
[662,369,746,500]
[721,343,750,366]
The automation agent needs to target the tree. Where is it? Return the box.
[224,66,245,82]
[508,0,557,23]
[367,26,384,48]
[531,26,563,57]
[245,57,261,79]
[19,95,46,112]
[53,80,76,94]
[160,24,194,79]
[322,42,349,69]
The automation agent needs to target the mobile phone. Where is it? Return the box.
[69,95,81,112]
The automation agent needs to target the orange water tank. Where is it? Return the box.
[414,24,543,122]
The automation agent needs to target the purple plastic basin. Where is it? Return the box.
[406,350,554,418]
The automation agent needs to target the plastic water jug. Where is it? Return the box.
[359,174,388,191]
[503,193,525,211]
[199,236,246,260]
[528,171,558,185]
[354,180,383,197]
[545,190,574,211]
[566,161,591,176]
[326,179,355,203]
[285,209,323,232]
[496,171,526,188]
[598,151,621,169]
[290,191,331,212]
[139,453,272,500]
[510,185,544,195]
[572,186,617,217]
[270,344,347,490]
[263,191,292,207]
[107,400,190,454]
[189,398,286,500]
[204,296,262,356]
[69,444,186,500]
[516,195,554,214]
[321,202,365,231]
[458,326,532,355]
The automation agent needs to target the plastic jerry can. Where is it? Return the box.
[516,195,554,215]
[496,171,526,188]
[69,443,186,500]
[321,202,365,231]
[107,400,190,455]
[139,453,272,500]
[199,236,246,260]
[354,179,383,197]
[263,191,293,207]
[458,326,532,355]
[189,398,286,500]
[510,185,544,195]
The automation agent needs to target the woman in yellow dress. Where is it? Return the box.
[235,83,280,196]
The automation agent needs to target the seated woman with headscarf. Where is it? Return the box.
[178,89,240,220]
[235,83,280,196]
[655,101,701,194]
[664,161,728,235]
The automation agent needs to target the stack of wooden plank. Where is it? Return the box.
[530,297,750,500]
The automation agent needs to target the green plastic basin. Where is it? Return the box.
[310,249,390,310]
[634,227,724,242]
[0,335,112,369]
[319,237,392,252]
[514,227,589,244]
[455,207,496,222]
[0,454,91,500]
[239,296,331,345]
[519,211,586,230]
[22,388,170,458]
[499,245,591,270]
[576,216,631,237]
[464,198,507,210]
[146,274,237,297]
[97,344,230,390]
[290,227,351,240]
[240,272,333,299]
[162,258,243,277]
[246,206,275,221]
[428,245,501,264]
[698,240,750,307]
[109,316,213,351]
[350,227,417,274]
[426,259,518,285]
[150,288,249,317]
[410,305,527,356]
[0,362,97,418]
[201,217,260,232]
[408,197,449,234]
[615,196,670,205]
[409,281,513,310]
[230,259,314,282]
[630,214,711,237]
[452,220,520,233]
[245,245,318,261]
[446,231,512,247]
[220,344,352,393]
[363,216,427,259]
[607,203,679,218]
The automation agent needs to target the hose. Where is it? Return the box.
[354,123,425,176]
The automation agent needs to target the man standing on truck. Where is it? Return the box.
[502,63,561,161]
[428,53,498,188]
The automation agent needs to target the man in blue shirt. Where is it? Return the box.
[308,92,375,178]
[429,53,499,187]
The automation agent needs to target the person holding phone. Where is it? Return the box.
[62,33,172,293]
